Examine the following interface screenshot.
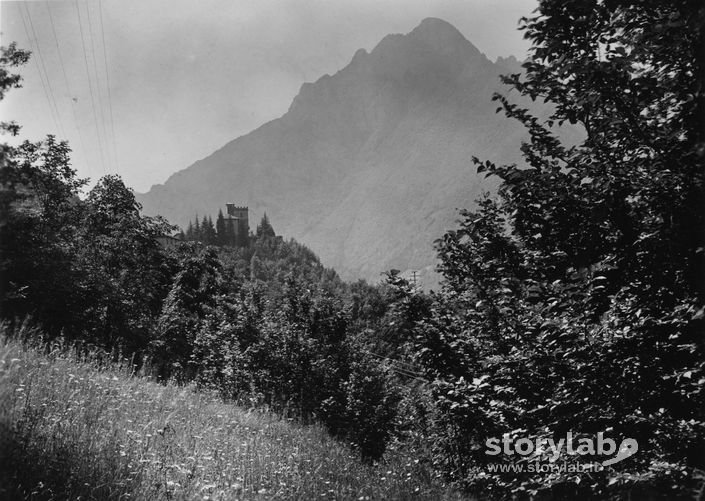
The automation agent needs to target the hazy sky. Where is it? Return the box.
[0,0,536,192]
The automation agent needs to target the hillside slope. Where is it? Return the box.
[0,332,462,500]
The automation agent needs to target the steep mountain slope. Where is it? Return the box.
[137,18,538,284]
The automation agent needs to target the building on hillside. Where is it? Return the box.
[225,203,249,247]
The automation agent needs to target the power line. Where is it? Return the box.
[362,348,422,373]
[45,1,91,175]
[98,0,120,175]
[360,348,430,383]
[85,0,113,173]
[74,0,107,175]
[23,3,67,139]
[17,3,65,138]
[388,365,430,383]
[20,3,65,138]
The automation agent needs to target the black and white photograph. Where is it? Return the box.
[0,0,703,499]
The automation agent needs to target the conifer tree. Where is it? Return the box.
[215,209,226,246]
[193,215,201,241]
[201,215,216,245]
[256,213,276,238]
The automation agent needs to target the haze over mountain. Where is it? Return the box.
[137,18,536,284]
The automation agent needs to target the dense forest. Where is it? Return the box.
[1,0,703,499]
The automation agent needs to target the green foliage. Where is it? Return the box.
[187,272,400,461]
[0,42,30,137]
[0,135,403,461]
[0,136,400,452]
[4,6,703,495]
[409,1,705,498]
[0,330,463,501]
[342,355,401,462]
[0,35,403,490]
[0,136,95,336]
[191,285,262,399]
[1,80,173,350]
[151,247,221,379]
[77,175,175,349]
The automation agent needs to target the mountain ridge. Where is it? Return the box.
[136,18,539,285]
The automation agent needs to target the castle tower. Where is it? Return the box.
[225,203,249,247]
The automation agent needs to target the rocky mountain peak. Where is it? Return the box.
[137,18,544,285]
[409,17,474,49]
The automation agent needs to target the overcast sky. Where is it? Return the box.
[0,0,536,192]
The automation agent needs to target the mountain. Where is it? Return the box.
[137,18,542,285]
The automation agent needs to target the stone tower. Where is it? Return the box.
[225,203,249,247]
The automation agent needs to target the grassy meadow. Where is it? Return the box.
[0,331,464,500]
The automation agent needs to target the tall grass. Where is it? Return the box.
[0,330,465,500]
